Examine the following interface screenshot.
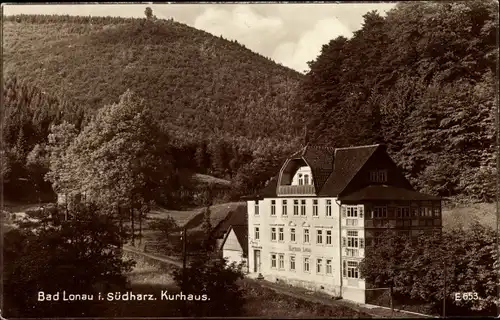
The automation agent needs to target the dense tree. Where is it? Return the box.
[47,90,177,242]
[172,256,245,317]
[3,202,135,318]
[360,223,499,316]
[201,205,215,251]
[149,216,178,238]
[359,230,412,310]
[144,7,153,20]
[299,0,498,201]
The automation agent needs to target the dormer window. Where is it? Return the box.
[298,174,303,185]
[370,169,387,183]
[304,174,309,185]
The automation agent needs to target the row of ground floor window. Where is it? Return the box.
[269,253,360,279]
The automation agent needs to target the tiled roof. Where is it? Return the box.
[301,145,336,191]
[240,174,279,199]
[241,144,387,199]
[339,185,441,201]
[211,205,247,239]
[319,144,380,196]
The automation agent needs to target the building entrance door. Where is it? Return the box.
[254,249,261,273]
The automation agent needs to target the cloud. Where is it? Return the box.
[3,3,396,73]
[194,5,285,55]
[273,17,353,73]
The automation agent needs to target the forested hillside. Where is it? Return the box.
[297,1,498,201]
[2,1,498,204]
[2,13,301,202]
[3,14,302,142]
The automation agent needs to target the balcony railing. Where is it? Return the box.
[277,185,316,196]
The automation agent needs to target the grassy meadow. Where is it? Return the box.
[442,202,496,230]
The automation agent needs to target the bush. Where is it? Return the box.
[3,203,135,318]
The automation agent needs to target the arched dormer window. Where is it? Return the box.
[304,174,309,185]
[298,173,303,185]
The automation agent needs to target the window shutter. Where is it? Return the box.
[342,260,346,277]
[342,237,346,247]
[341,206,346,217]
[359,205,364,218]
[360,238,364,249]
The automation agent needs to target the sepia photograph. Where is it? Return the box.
[1,1,499,318]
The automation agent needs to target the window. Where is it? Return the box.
[326,230,332,245]
[419,207,425,217]
[271,227,276,241]
[316,229,323,244]
[345,231,360,257]
[343,230,360,256]
[378,170,387,182]
[293,200,299,215]
[347,206,358,217]
[290,228,296,242]
[433,206,441,217]
[344,261,359,278]
[411,207,419,217]
[373,206,387,218]
[282,200,288,216]
[370,169,387,183]
[255,201,259,215]
[271,200,276,216]
[326,259,332,274]
[298,174,303,186]
[278,227,284,242]
[304,174,309,185]
[326,199,332,217]
[304,229,310,243]
[300,200,306,216]
[313,199,318,216]
[425,207,432,217]
[316,258,323,273]
[304,257,310,272]
[255,227,260,240]
[271,254,277,269]
[396,207,410,218]
[279,254,285,269]
[290,255,296,271]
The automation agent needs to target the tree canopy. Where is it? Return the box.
[298,0,498,201]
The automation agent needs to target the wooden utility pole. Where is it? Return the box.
[181,226,188,317]
[390,285,394,317]
[139,211,142,245]
[130,207,135,247]
[65,193,69,221]
[182,226,187,277]
[443,260,447,318]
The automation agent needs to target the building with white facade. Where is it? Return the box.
[243,144,442,304]
[220,225,248,272]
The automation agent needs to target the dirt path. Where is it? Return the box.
[122,246,433,319]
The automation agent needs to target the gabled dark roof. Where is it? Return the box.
[339,185,441,201]
[241,144,392,199]
[240,175,278,200]
[319,144,380,196]
[300,145,336,191]
[211,205,247,239]
[221,225,248,257]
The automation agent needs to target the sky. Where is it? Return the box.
[3,3,396,73]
